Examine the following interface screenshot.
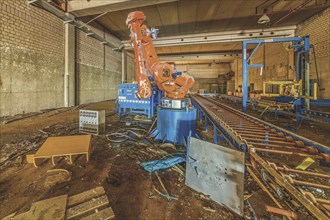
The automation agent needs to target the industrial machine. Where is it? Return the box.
[116,83,159,118]
[126,11,196,145]
[262,80,318,100]
[242,36,330,126]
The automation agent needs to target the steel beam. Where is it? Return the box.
[68,0,178,17]
[122,26,296,49]
[158,53,241,63]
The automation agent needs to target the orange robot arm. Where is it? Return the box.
[126,11,194,99]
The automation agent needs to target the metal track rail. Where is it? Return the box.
[191,94,330,219]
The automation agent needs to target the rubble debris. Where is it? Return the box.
[1,111,43,125]
[160,143,176,150]
[203,207,216,213]
[12,194,68,220]
[9,187,114,220]
[0,140,38,167]
[155,171,169,196]
[296,157,315,170]
[44,169,71,188]
[265,205,303,220]
[38,129,49,135]
[152,185,178,201]
[140,157,185,172]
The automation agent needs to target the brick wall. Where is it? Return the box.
[0,0,65,115]
[76,21,122,104]
[296,8,330,99]
[233,43,294,93]
[126,52,136,83]
[0,0,123,116]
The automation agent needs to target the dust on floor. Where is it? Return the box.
[0,100,237,220]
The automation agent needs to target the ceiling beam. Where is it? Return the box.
[169,60,234,65]
[122,25,296,49]
[68,0,178,17]
[159,53,241,62]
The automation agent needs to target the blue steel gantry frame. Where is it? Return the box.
[242,36,311,112]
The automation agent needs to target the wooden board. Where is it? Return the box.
[66,195,109,219]
[11,211,29,220]
[33,135,91,167]
[13,195,67,220]
[12,187,114,220]
[67,186,105,207]
[26,154,35,163]
[80,207,115,220]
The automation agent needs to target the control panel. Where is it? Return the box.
[79,110,105,135]
[161,98,190,109]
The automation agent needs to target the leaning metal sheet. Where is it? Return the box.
[186,138,245,216]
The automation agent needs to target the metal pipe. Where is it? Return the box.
[227,125,264,130]
[253,148,324,161]
[236,130,279,137]
[246,139,300,147]
[241,134,289,141]
[265,205,301,220]
[271,164,330,179]
[289,179,330,190]
[231,127,271,133]
[250,142,312,153]
[273,0,313,25]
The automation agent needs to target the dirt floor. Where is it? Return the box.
[1,99,329,219]
[0,100,237,220]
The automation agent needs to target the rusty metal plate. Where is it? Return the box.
[185,137,245,216]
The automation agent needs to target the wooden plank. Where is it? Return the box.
[13,195,67,220]
[66,195,109,220]
[80,207,115,220]
[11,212,29,220]
[67,186,105,207]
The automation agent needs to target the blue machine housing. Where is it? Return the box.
[116,83,159,118]
[151,106,197,145]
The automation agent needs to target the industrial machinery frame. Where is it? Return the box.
[191,94,330,219]
[242,36,312,113]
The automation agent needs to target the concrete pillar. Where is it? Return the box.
[121,50,127,83]
[64,23,76,107]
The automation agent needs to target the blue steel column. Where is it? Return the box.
[304,36,311,110]
[214,127,218,144]
[205,117,209,131]
[242,41,248,112]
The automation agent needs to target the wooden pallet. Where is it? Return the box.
[9,187,115,220]
[31,135,92,167]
